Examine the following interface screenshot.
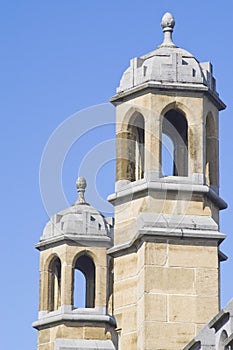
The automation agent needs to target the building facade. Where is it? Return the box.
[33,13,230,350]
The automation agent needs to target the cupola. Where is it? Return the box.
[41,176,113,244]
[114,12,224,111]
[33,177,116,350]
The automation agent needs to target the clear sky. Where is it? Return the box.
[0,1,233,349]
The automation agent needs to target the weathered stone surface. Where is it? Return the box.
[114,253,137,280]
[169,295,219,323]
[120,332,137,349]
[144,242,167,266]
[144,266,195,294]
[115,305,137,334]
[114,276,137,308]
[143,293,167,322]
[145,322,195,350]
[168,243,218,268]
[195,268,219,296]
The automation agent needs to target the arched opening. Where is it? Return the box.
[74,269,86,308]
[73,254,95,308]
[127,113,145,182]
[48,256,61,311]
[205,113,218,187]
[162,133,175,176]
[162,109,188,176]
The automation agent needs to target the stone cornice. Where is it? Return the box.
[35,234,112,251]
[33,312,116,330]
[108,181,227,210]
[110,81,226,111]
[108,228,226,258]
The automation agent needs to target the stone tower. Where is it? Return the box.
[34,12,227,350]
[108,12,227,350]
[33,177,117,349]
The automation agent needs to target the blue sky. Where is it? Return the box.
[0,1,233,349]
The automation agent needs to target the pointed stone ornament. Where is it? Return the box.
[75,176,88,204]
[160,12,176,47]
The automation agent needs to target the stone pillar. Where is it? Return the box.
[61,261,73,307]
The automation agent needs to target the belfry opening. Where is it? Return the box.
[162,108,188,177]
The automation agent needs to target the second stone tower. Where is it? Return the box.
[108,12,227,350]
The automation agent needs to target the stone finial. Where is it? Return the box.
[160,12,176,48]
[75,176,87,204]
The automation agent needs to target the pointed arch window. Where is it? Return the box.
[127,113,145,181]
[48,257,61,311]
[73,254,95,308]
[162,109,188,177]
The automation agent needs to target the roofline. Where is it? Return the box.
[110,81,226,111]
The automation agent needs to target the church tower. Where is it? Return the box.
[108,12,227,350]
[33,177,116,350]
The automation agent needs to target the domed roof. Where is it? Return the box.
[116,13,218,96]
[40,177,113,245]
